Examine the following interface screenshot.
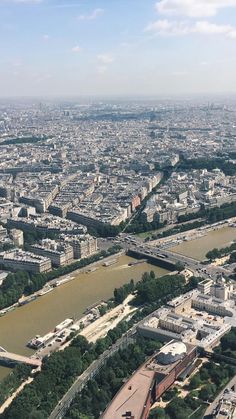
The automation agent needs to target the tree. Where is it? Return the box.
[175,262,185,272]
[149,407,167,418]
[229,252,236,264]
[113,280,135,304]
[199,367,210,381]
[185,394,199,410]
[64,338,163,419]
[188,276,199,289]
[221,329,236,352]
[199,384,216,402]
[98,305,107,316]
[206,248,221,260]
[189,373,202,390]
[28,409,47,419]
[162,387,179,401]
[166,397,192,419]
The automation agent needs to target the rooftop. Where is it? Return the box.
[102,342,195,419]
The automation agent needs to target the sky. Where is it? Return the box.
[0,0,236,97]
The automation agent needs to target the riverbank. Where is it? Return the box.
[0,255,169,381]
[0,250,125,318]
[151,219,235,249]
[136,218,204,239]
[0,293,137,414]
[1,268,188,418]
[80,294,136,343]
[170,224,236,261]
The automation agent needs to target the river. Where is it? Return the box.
[170,226,236,261]
[0,255,169,381]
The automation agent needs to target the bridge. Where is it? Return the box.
[124,238,232,280]
[127,248,177,271]
[0,350,42,368]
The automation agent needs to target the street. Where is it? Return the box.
[204,374,236,418]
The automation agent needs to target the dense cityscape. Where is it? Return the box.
[0,99,235,419]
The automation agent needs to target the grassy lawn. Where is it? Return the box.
[136,229,160,239]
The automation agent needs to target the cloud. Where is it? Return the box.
[195,21,236,38]
[145,19,189,36]
[97,65,107,75]
[71,45,81,53]
[97,54,114,64]
[96,53,114,75]
[78,8,104,21]
[145,19,236,38]
[155,0,236,18]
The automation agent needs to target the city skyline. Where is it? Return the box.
[0,0,236,97]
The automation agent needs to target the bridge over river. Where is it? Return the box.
[0,347,41,368]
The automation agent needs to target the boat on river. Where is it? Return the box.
[85,267,98,273]
[19,295,37,306]
[38,287,53,296]
[53,276,71,287]
[103,259,118,267]
[128,259,147,266]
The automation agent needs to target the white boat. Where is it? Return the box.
[38,287,53,296]
[103,259,118,267]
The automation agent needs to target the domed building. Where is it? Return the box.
[157,341,187,365]
[101,340,197,419]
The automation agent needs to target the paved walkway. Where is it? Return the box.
[0,377,33,414]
